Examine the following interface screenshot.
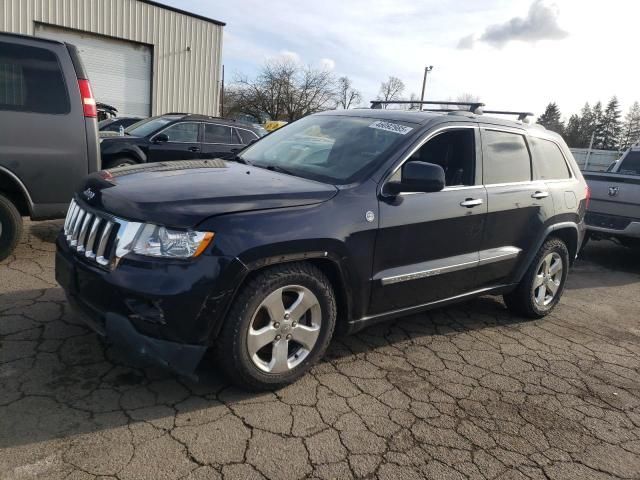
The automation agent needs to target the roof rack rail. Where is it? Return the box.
[483,110,534,122]
[370,100,485,113]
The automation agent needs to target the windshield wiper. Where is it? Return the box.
[262,164,295,176]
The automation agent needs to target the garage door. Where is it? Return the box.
[35,24,151,117]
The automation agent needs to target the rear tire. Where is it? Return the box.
[103,157,137,169]
[504,237,569,319]
[0,194,23,261]
[216,262,337,391]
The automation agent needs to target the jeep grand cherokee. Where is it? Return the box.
[56,106,588,390]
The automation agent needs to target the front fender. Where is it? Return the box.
[102,142,147,163]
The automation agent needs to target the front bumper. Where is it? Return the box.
[56,233,247,374]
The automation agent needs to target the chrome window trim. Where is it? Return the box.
[380,124,478,198]
[484,180,536,188]
[236,126,259,140]
[527,134,576,180]
[202,122,243,145]
[150,121,201,144]
[379,246,522,286]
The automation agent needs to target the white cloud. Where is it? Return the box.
[161,0,640,118]
[319,58,336,71]
[276,50,301,64]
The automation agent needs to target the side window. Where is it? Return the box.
[204,124,233,144]
[0,41,69,114]
[619,151,640,175]
[396,129,476,186]
[482,130,531,184]
[161,123,199,142]
[529,137,571,180]
[237,128,259,145]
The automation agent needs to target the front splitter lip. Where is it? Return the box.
[66,293,207,377]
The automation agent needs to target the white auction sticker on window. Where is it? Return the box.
[369,120,413,135]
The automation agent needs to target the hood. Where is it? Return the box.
[80,160,339,228]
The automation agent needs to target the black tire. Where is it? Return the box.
[216,262,337,391]
[504,237,569,319]
[0,194,23,262]
[103,157,137,169]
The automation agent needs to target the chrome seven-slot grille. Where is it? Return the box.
[63,199,118,267]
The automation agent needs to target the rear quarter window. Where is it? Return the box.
[529,137,572,180]
[482,130,531,184]
[619,151,640,175]
[0,41,70,114]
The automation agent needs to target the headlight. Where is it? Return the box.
[132,224,214,258]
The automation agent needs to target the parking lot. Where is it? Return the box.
[0,220,639,480]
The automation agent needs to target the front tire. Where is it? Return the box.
[103,157,137,169]
[0,194,23,261]
[504,237,569,319]
[217,262,337,391]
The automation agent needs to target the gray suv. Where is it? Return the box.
[0,32,100,260]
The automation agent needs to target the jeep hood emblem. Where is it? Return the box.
[83,188,96,200]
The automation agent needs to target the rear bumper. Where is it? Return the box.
[586,212,640,238]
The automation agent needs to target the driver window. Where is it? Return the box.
[393,129,476,186]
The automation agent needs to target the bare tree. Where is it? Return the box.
[231,59,336,122]
[443,93,481,110]
[377,76,405,108]
[335,76,362,109]
[408,93,421,110]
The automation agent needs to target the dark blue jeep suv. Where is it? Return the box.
[56,106,588,390]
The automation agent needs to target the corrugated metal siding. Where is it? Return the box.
[1,0,223,116]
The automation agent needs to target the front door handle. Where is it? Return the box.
[531,191,549,199]
[188,146,200,152]
[460,198,483,208]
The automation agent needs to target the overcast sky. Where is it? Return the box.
[160,0,639,119]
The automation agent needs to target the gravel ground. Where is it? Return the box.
[1,220,640,480]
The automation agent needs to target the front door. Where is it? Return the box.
[370,126,487,315]
[148,121,201,162]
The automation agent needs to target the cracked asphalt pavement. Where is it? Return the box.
[1,220,640,480]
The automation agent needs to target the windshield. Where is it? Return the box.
[239,115,417,184]
[619,151,640,175]
[125,116,181,137]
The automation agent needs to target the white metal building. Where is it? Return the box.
[1,0,224,117]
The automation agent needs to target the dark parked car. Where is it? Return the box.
[99,116,144,133]
[56,105,588,390]
[100,114,263,169]
[0,32,100,260]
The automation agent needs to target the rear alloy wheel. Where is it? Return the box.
[217,263,336,390]
[504,237,569,319]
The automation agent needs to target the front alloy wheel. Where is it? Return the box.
[217,263,336,390]
[247,285,321,373]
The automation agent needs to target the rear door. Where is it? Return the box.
[147,121,201,162]
[475,128,555,287]
[370,124,487,315]
[0,36,87,213]
[200,123,244,159]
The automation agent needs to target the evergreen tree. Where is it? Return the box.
[600,96,622,150]
[620,101,640,150]
[564,114,582,148]
[577,103,595,148]
[592,101,605,148]
[537,102,564,135]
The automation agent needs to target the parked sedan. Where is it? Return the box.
[100,114,263,169]
[99,116,144,133]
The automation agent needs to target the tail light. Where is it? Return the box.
[585,184,591,210]
[78,79,97,118]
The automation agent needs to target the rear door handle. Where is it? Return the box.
[188,146,200,152]
[531,191,549,199]
[460,198,483,208]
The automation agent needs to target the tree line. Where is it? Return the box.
[223,59,418,122]
[537,99,640,151]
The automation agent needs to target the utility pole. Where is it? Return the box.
[420,65,434,111]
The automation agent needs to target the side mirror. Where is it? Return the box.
[153,133,169,144]
[385,161,445,195]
